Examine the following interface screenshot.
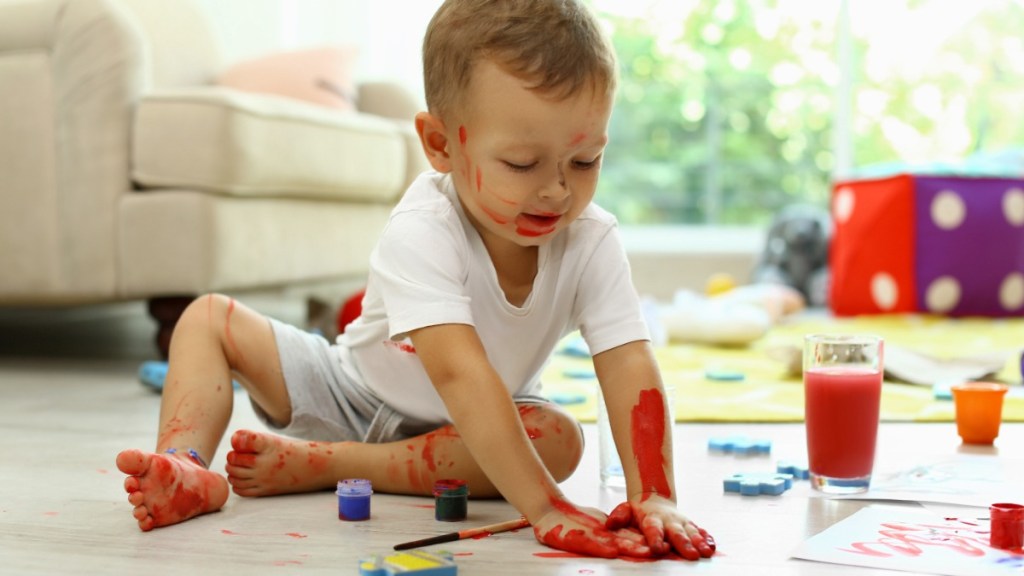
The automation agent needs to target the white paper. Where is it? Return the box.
[839,455,1024,508]
[791,505,1024,576]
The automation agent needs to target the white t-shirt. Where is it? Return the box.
[337,171,649,424]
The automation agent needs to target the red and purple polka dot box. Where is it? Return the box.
[829,174,1024,317]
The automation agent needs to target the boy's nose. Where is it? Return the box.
[539,167,569,200]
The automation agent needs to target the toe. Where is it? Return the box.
[116,449,150,475]
[128,491,145,507]
[124,476,141,493]
[230,430,263,453]
[226,451,256,468]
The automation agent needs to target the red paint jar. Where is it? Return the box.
[990,502,1024,550]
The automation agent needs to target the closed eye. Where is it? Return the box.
[503,160,537,173]
[573,156,602,170]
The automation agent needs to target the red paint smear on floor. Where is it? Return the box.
[534,551,586,558]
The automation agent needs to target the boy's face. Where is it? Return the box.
[445,60,613,249]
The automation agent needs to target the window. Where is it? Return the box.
[592,0,1024,226]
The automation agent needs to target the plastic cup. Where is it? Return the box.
[803,334,883,495]
[951,382,1008,444]
[598,385,675,490]
[990,503,1024,550]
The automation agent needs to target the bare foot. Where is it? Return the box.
[225,429,343,497]
[116,449,229,531]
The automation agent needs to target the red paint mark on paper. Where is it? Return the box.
[631,388,672,499]
[840,522,990,558]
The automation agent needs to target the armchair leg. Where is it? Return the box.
[147,295,197,359]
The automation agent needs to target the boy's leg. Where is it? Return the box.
[116,294,291,531]
[225,402,583,498]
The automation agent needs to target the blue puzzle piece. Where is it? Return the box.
[723,472,794,496]
[562,368,596,379]
[776,461,810,480]
[708,435,771,455]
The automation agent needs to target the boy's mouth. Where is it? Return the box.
[515,213,561,236]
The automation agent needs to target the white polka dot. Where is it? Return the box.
[1000,272,1024,311]
[834,187,855,223]
[1004,187,1024,227]
[925,276,961,313]
[931,190,966,230]
[870,272,898,310]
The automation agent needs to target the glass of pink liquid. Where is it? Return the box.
[803,334,883,494]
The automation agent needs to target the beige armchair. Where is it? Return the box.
[0,0,427,355]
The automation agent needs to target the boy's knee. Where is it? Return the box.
[175,294,230,336]
[518,404,584,482]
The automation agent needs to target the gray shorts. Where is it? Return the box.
[253,319,552,444]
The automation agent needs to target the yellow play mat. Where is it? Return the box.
[542,315,1024,422]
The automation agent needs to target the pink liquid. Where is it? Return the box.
[805,367,881,479]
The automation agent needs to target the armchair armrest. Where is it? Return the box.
[0,0,145,302]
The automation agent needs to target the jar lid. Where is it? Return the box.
[433,478,469,497]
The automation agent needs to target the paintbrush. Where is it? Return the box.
[393,517,531,550]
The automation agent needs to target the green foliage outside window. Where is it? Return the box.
[593,0,1024,226]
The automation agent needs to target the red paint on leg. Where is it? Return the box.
[630,389,672,499]
[224,298,246,364]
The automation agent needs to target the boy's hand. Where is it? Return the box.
[533,500,652,559]
[605,497,716,560]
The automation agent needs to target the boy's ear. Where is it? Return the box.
[415,111,453,173]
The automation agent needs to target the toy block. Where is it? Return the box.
[359,550,457,576]
[776,461,810,480]
[831,174,1024,317]
[708,436,771,455]
[723,472,794,496]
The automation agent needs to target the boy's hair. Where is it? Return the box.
[422,0,618,118]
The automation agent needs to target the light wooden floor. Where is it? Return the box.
[1,303,1020,575]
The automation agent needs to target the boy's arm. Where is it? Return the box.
[594,340,716,559]
[409,323,643,558]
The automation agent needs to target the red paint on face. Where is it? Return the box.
[459,125,468,146]
[569,132,587,146]
[480,204,510,225]
[630,389,672,500]
[476,166,483,192]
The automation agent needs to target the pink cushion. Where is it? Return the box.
[217,46,358,111]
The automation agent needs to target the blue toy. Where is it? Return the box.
[723,472,794,496]
[708,436,771,455]
[776,461,810,480]
[359,550,457,576]
[704,369,745,382]
[561,368,596,379]
[138,360,240,392]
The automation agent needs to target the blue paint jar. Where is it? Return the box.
[433,479,469,522]
[337,478,372,521]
